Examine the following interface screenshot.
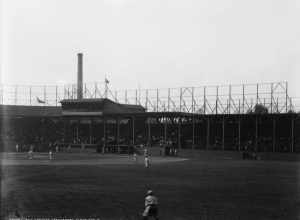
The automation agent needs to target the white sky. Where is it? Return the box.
[1,0,300,96]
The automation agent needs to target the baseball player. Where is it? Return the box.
[15,144,19,152]
[145,155,150,168]
[49,150,53,160]
[133,152,138,163]
[144,148,148,157]
[28,145,33,160]
[142,190,159,220]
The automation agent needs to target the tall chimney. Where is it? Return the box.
[77,53,83,100]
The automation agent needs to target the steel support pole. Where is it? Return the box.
[222,117,225,150]
[44,86,46,106]
[76,120,79,142]
[178,118,181,149]
[285,81,288,113]
[117,118,120,153]
[238,117,241,151]
[147,117,151,146]
[103,118,106,154]
[192,87,194,113]
[89,119,92,144]
[63,119,67,144]
[206,117,210,150]
[272,117,276,152]
[228,85,231,114]
[180,88,182,112]
[192,116,195,149]
[291,117,294,153]
[271,83,273,113]
[242,84,245,114]
[203,86,206,114]
[255,116,258,152]
[145,89,148,111]
[132,117,135,145]
[216,86,218,114]
[55,85,58,106]
[164,116,167,145]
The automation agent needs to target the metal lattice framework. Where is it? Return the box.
[0,81,299,114]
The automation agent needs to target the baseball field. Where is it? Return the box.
[1,151,300,220]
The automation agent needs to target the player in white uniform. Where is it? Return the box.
[142,190,159,220]
[133,152,138,163]
[15,144,19,152]
[49,150,53,160]
[28,145,34,160]
[145,155,150,168]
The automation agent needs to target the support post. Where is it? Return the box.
[117,118,120,153]
[103,118,106,154]
[63,118,66,144]
[272,117,276,152]
[164,116,167,145]
[238,117,241,151]
[180,88,182,112]
[192,115,195,149]
[285,81,288,113]
[206,117,210,149]
[147,117,151,146]
[192,87,194,113]
[203,86,206,114]
[178,118,181,149]
[228,85,231,114]
[132,117,135,145]
[216,86,218,114]
[222,116,225,150]
[44,85,46,106]
[255,116,258,152]
[242,84,245,114]
[76,120,79,142]
[291,117,294,153]
[89,119,92,144]
[271,83,273,113]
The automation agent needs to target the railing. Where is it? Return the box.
[0,81,299,114]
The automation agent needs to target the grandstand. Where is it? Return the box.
[0,54,299,153]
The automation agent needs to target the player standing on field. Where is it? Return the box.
[49,150,53,160]
[28,145,34,159]
[133,152,138,163]
[145,155,150,168]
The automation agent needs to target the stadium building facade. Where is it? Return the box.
[1,53,299,153]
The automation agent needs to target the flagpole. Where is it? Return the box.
[104,75,109,99]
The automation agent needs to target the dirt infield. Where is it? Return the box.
[1,152,188,166]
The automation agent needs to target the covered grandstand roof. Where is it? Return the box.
[60,98,146,115]
[0,105,61,117]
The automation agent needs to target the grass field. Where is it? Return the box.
[1,152,300,220]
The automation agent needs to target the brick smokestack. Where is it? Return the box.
[77,53,83,100]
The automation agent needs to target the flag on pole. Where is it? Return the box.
[36,97,46,104]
